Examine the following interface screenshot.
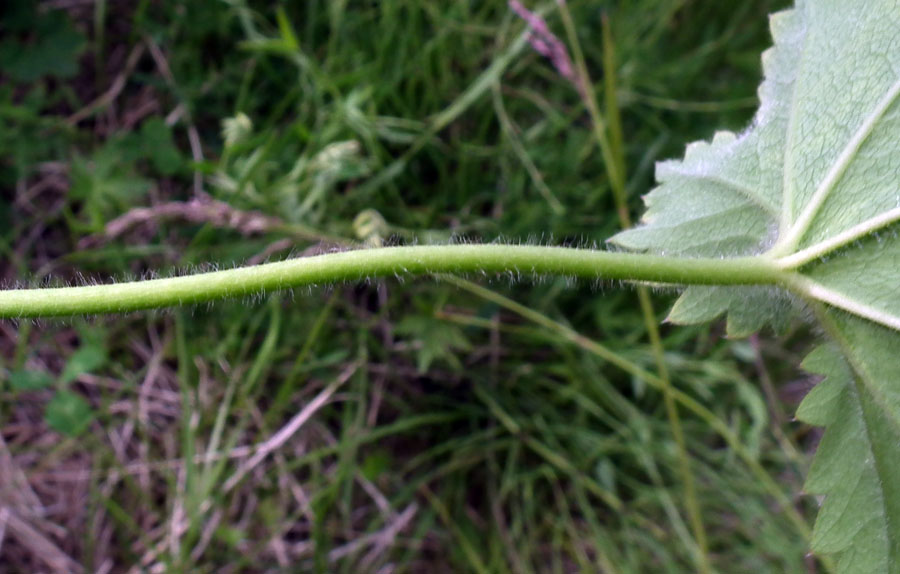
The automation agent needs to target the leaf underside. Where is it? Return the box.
[610,1,900,572]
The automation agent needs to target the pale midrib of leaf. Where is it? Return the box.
[787,276,900,332]
[773,75,900,256]
[775,207,900,269]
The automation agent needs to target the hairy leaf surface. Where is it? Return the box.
[611,1,900,571]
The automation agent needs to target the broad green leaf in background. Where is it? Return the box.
[45,390,94,438]
[0,8,86,83]
[396,316,472,373]
[60,344,107,385]
[611,1,900,571]
[70,142,152,232]
[130,118,184,176]
[8,369,54,391]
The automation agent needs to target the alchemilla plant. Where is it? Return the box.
[2,1,898,571]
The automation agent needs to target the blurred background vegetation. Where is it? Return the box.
[0,0,828,572]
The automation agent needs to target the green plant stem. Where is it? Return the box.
[0,245,785,318]
[558,6,711,570]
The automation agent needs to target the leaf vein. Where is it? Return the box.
[776,207,900,268]
[793,278,900,331]
[664,169,780,217]
[780,75,900,252]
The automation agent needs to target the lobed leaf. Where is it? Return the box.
[798,317,900,573]
[611,1,900,571]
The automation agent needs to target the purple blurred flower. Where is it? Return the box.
[508,0,584,99]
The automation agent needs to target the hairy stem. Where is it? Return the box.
[560,5,711,568]
[0,245,785,318]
